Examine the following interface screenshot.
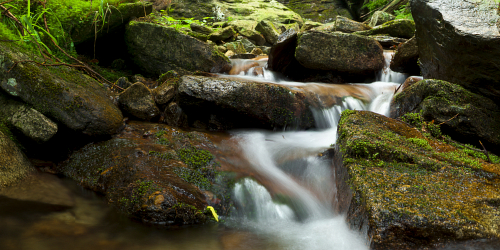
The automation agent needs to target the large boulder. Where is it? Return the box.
[0,91,57,143]
[390,79,500,154]
[355,19,415,39]
[295,31,385,75]
[125,21,231,76]
[286,0,353,23]
[176,75,316,130]
[255,20,281,45]
[0,130,35,187]
[411,0,500,103]
[0,44,123,136]
[268,28,310,80]
[390,36,420,74]
[336,110,500,249]
[57,121,233,225]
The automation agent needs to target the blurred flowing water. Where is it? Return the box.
[0,52,408,250]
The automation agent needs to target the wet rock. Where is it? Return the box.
[0,92,57,143]
[255,20,281,45]
[390,79,500,154]
[57,121,233,225]
[225,41,246,54]
[371,35,408,49]
[190,23,213,35]
[354,19,415,39]
[268,28,305,79]
[71,2,153,44]
[118,82,160,121]
[229,54,257,59]
[369,11,395,27]
[412,0,500,103]
[336,110,500,249]
[0,130,35,187]
[0,44,123,136]
[208,26,236,42]
[250,48,263,55]
[115,77,132,90]
[153,83,176,106]
[164,102,189,128]
[177,75,315,130]
[390,37,419,75]
[125,21,231,76]
[295,31,384,75]
[286,0,352,23]
[315,16,371,33]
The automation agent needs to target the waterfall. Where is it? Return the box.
[224,52,405,249]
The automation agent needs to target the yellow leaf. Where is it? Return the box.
[207,206,219,222]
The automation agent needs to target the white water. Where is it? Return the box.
[224,53,407,250]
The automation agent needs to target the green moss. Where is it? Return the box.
[407,138,432,150]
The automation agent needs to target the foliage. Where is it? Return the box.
[363,0,390,12]
[148,10,215,31]
[394,4,413,20]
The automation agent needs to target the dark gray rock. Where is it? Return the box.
[371,35,408,48]
[125,21,231,76]
[118,82,160,121]
[411,0,500,103]
[390,36,420,74]
[153,83,176,106]
[295,31,384,75]
[115,77,132,90]
[164,102,189,128]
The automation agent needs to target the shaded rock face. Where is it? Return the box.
[71,2,153,44]
[390,79,500,154]
[295,31,384,75]
[336,110,500,249]
[286,0,353,23]
[0,44,123,136]
[369,11,395,27]
[390,36,420,74]
[0,130,35,187]
[268,28,309,80]
[177,75,315,130]
[125,21,231,76]
[371,35,408,49]
[118,82,160,121]
[355,19,415,39]
[0,91,57,143]
[57,121,233,225]
[411,0,500,103]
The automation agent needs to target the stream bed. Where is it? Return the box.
[1,52,409,250]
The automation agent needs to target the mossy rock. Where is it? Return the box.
[286,0,352,23]
[0,130,35,187]
[354,19,415,39]
[57,121,233,225]
[337,110,500,249]
[390,79,500,154]
[0,43,123,136]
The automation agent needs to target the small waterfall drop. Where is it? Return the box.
[224,51,406,249]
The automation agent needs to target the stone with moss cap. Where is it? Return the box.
[286,0,352,23]
[118,82,160,121]
[390,79,500,155]
[125,21,231,76]
[0,44,123,136]
[336,110,500,249]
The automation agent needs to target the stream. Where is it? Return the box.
[0,52,409,250]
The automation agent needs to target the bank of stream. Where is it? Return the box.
[1,52,407,250]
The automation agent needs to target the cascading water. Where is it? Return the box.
[224,52,407,249]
